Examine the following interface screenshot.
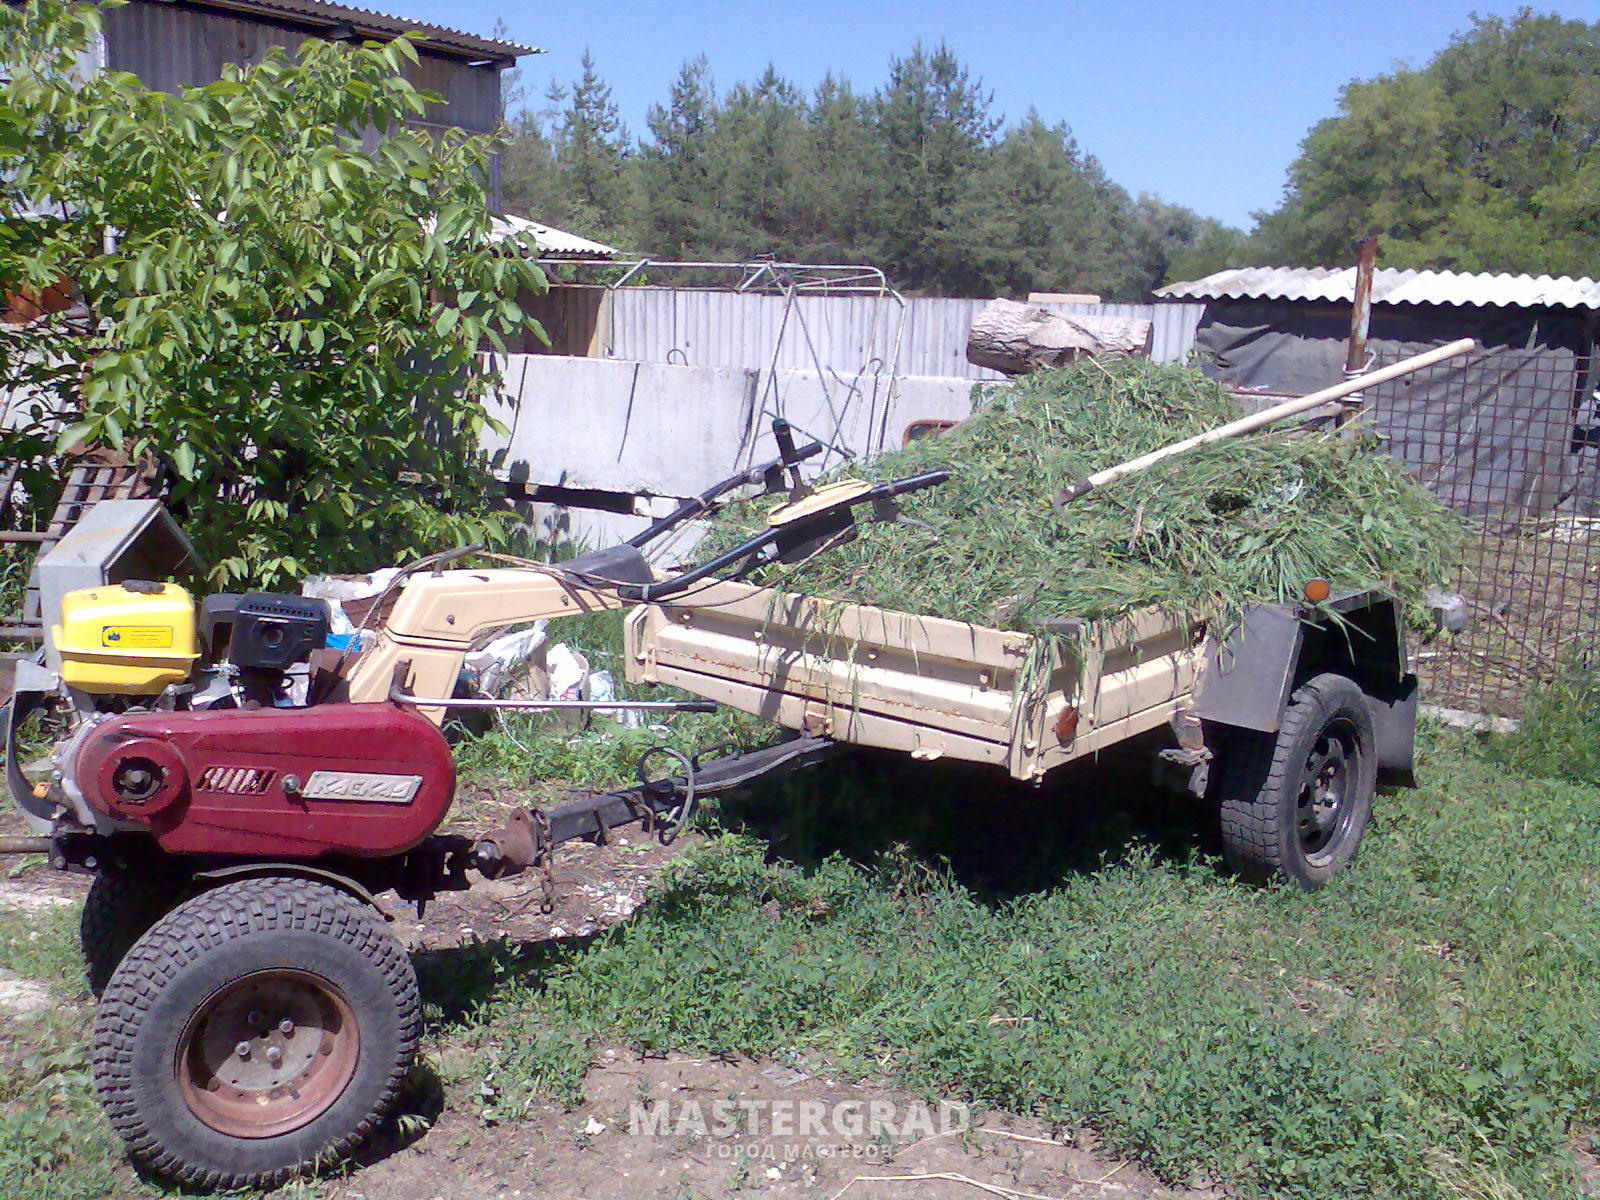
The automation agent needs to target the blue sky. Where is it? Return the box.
[409,0,1599,229]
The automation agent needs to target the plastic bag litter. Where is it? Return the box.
[465,622,549,695]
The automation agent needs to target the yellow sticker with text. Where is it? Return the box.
[101,626,174,649]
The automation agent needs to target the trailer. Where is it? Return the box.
[623,339,1480,891]
[625,578,1419,889]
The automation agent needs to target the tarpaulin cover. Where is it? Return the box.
[1192,301,1592,519]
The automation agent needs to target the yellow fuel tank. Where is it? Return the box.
[53,582,199,694]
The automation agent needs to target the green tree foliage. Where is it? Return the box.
[551,50,630,233]
[0,0,546,587]
[496,44,563,235]
[986,113,1130,299]
[631,56,719,261]
[711,66,809,259]
[501,43,1237,300]
[794,74,878,263]
[868,42,1001,295]
[1251,8,1600,272]
[1123,195,1250,296]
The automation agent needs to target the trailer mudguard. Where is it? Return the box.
[1191,590,1417,782]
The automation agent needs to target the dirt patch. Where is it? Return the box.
[347,829,1223,1200]
[0,970,54,1017]
[0,874,77,910]
[380,825,698,952]
[325,1048,1219,1200]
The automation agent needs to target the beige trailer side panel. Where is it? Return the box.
[624,581,1206,780]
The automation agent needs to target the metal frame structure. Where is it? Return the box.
[526,257,915,485]
[536,258,905,298]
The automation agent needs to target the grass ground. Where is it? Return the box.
[0,626,1598,1198]
[440,722,1600,1200]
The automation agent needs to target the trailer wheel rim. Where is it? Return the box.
[1296,718,1358,862]
[175,968,360,1139]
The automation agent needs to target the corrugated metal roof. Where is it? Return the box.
[184,0,536,62]
[491,214,617,260]
[1156,267,1600,311]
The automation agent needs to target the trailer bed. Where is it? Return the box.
[624,580,1205,781]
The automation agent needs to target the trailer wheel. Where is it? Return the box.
[80,869,188,996]
[1217,673,1377,890]
[91,875,419,1190]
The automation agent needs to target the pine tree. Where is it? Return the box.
[797,74,878,263]
[709,65,808,259]
[553,49,630,230]
[633,56,718,259]
[986,112,1130,299]
[868,42,1001,294]
[493,20,560,222]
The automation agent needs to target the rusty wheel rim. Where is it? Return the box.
[176,969,360,1138]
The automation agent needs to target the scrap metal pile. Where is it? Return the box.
[709,357,1461,632]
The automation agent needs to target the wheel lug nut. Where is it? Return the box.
[236,1041,251,1059]
[266,1046,283,1068]
[278,1018,295,1036]
[248,1010,263,1026]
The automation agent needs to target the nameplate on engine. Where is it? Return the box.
[301,771,423,804]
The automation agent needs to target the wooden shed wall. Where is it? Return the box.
[100,2,502,134]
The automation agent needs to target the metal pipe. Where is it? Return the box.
[1055,338,1477,505]
[1345,235,1378,375]
[0,836,53,855]
[533,259,904,302]
[390,688,717,713]
[1339,235,1379,433]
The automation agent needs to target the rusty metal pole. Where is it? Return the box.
[1338,235,1378,434]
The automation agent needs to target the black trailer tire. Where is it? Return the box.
[1217,673,1377,890]
[80,869,189,996]
[91,875,419,1190]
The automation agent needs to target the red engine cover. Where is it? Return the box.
[72,703,456,858]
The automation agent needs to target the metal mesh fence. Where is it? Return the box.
[1361,346,1598,717]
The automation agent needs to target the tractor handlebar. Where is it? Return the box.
[617,467,950,604]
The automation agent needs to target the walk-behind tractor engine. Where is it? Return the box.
[55,586,456,858]
[2,422,944,1191]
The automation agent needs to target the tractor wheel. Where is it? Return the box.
[1217,673,1377,890]
[91,875,419,1190]
[80,869,189,996]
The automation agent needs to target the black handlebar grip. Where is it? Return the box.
[773,418,799,462]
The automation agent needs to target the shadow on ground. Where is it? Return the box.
[711,729,1225,899]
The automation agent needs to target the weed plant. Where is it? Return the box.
[708,358,1461,633]
[1490,660,1600,786]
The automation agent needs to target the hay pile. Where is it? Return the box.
[709,358,1460,633]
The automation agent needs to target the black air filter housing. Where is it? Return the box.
[229,593,331,671]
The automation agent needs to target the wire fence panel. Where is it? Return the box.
[1363,347,1597,717]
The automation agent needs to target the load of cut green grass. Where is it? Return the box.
[711,357,1460,631]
